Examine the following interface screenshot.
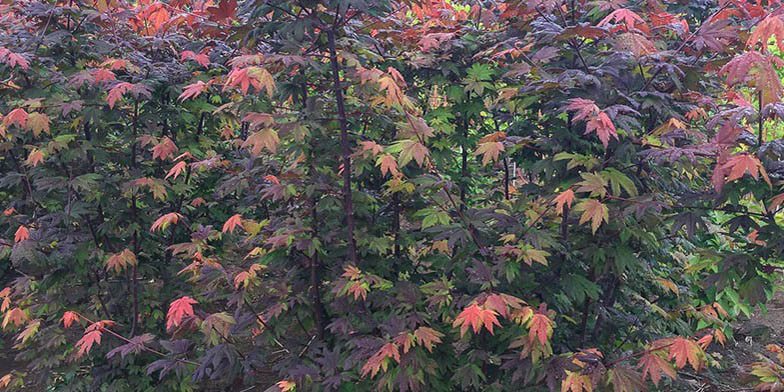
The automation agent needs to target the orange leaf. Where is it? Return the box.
[452,303,501,337]
[2,307,27,329]
[14,225,29,243]
[638,352,676,386]
[474,141,505,166]
[554,189,576,215]
[667,337,703,370]
[575,199,609,234]
[413,327,444,352]
[61,311,80,328]
[150,212,183,232]
[3,108,28,128]
[105,249,137,273]
[165,161,187,180]
[25,149,44,167]
[528,313,553,345]
[166,296,197,331]
[377,154,400,177]
[222,214,244,234]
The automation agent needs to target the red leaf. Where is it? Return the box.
[2,308,27,330]
[452,304,501,337]
[222,214,244,234]
[208,0,237,21]
[14,226,29,243]
[599,9,646,31]
[151,137,178,160]
[165,161,187,180]
[61,311,80,328]
[3,108,28,128]
[179,81,208,101]
[166,296,197,331]
[150,212,183,232]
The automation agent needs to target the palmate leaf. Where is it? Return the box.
[574,200,609,234]
[553,189,575,215]
[166,296,197,331]
[452,304,501,337]
[608,366,647,392]
[747,14,784,53]
[637,352,676,386]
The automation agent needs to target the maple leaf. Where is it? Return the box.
[224,66,276,96]
[15,318,40,345]
[25,149,44,167]
[413,327,444,352]
[180,50,210,67]
[2,308,27,329]
[519,247,550,266]
[608,366,647,392]
[554,189,576,215]
[376,154,400,177]
[14,225,29,243]
[0,374,11,388]
[166,296,197,331]
[637,352,676,386]
[3,108,28,128]
[179,81,208,100]
[92,68,116,83]
[361,342,401,378]
[599,9,646,31]
[107,82,133,109]
[747,14,784,53]
[397,140,429,167]
[208,0,237,21]
[151,137,178,160]
[276,380,296,392]
[615,32,656,57]
[585,112,618,148]
[576,172,608,198]
[565,98,599,122]
[75,323,104,358]
[453,304,501,337]
[0,48,29,70]
[165,161,187,180]
[575,200,609,234]
[106,249,137,274]
[150,212,183,232]
[721,153,770,187]
[222,214,244,234]
[61,311,80,328]
[474,141,504,166]
[483,293,525,318]
[667,337,703,371]
[242,129,279,155]
[528,313,553,345]
[561,370,592,392]
[26,112,49,137]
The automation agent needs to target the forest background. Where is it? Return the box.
[5,0,784,391]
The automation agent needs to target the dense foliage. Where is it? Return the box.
[3,0,784,390]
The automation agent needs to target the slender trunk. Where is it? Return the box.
[460,118,468,209]
[301,73,327,339]
[759,91,764,147]
[327,29,358,265]
[130,100,140,336]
